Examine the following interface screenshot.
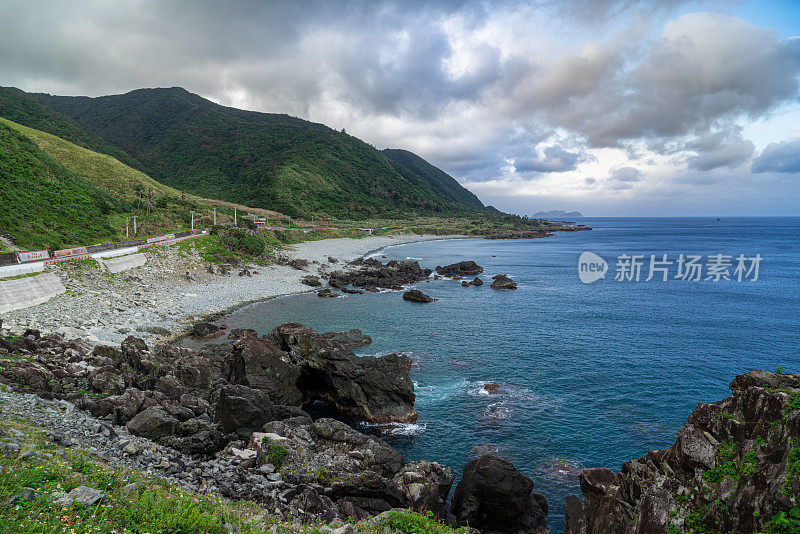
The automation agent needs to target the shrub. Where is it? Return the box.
[221,229,264,256]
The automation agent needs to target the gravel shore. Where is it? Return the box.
[2,234,466,345]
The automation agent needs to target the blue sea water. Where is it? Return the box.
[217,217,800,532]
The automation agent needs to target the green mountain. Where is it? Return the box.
[0,122,121,250]
[382,148,483,209]
[22,87,484,218]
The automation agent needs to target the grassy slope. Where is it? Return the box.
[0,117,291,249]
[0,412,465,534]
[32,88,486,219]
[0,123,122,250]
[0,87,139,169]
[0,117,179,200]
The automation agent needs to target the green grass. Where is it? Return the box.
[379,510,469,534]
[0,123,122,250]
[0,418,462,534]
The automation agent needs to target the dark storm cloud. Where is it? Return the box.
[752,139,800,174]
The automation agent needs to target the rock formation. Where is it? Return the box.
[435,261,484,277]
[452,453,550,533]
[565,369,800,533]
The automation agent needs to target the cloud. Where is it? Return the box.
[605,166,643,189]
[514,145,596,173]
[0,1,797,214]
[520,13,800,148]
[752,138,800,173]
[686,126,755,171]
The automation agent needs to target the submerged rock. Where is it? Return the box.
[435,261,484,277]
[402,289,434,303]
[490,274,517,289]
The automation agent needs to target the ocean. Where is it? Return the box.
[215,217,800,532]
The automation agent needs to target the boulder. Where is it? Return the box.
[127,407,178,440]
[317,288,339,298]
[55,486,106,507]
[490,274,518,290]
[213,384,273,438]
[394,460,454,519]
[451,454,549,533]
[435,261,484,277]
[402,290,434,303]
[471,277,484,286]
[302,275,322,287]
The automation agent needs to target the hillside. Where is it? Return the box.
[27,87,485,218]
[0,118,289,247]
[0,122,121,249]
[382,148,484,209]
[0,117,179,200]
[0,87,139,168]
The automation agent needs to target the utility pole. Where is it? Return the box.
[191,211,195,231]
[213,208,217,225]
[133,216,137,236]
[234,208,237,226]
[126,217,130,238]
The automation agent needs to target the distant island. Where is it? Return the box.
[533,209,583,218]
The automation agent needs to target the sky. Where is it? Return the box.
[1,0,799,216]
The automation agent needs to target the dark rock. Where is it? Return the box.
[7,489,40,504]
[229,331,302,406]
[193,322,220,338]
[317,288,339,298]
[483,383,501,394]
[272,323,417,423]
[302,275,322,287]
[490,274,517,290]
[451,454,549,534]
[461,281,470,287]
[322,329,373,348]
[227,328,258,339]
[571,369,800,533]
[127,407,178,440]
[340,287,364,294]
[213,384,273,438]
[402,290,434,303]
[435,261,484,277]
[471,277,484,286]
[328,256,338,263]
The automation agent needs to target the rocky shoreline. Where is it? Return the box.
[0,321,549,531]
[2,314,799,532]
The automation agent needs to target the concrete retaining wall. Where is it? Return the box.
[100,253,147,273]
[0,273,66,313]
[0,262,45,278]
